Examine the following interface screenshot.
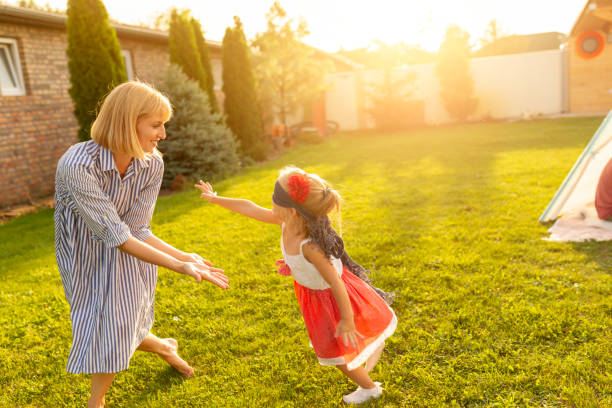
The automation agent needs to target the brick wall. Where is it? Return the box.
[0,23,76,208]
[568,36,612,113]
[119,37,168,84]
[0,23,173,208]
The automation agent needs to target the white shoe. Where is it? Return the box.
[342,382,383,405]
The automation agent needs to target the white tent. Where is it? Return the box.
[540,110,612,222]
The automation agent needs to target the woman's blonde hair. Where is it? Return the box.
[91,81,172,158]
[277,166,342,234]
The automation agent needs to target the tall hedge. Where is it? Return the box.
[222,16,267,160]
[191,17,218,113]
[157,64,239,187]
[168,9,207,94]
[66,0,126,142]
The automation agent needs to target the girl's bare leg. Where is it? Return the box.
[336,364,376,389]
[365,341,385,373]
[137,333,194,378]
[88,373,115,408]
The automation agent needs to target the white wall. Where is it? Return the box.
[325,49,568,130]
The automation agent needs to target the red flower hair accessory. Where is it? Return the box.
[287,174,310,203]
[275,259,291,276]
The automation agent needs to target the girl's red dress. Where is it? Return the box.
[280,235,397,370]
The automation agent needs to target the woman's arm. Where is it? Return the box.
[119,237,229,289]
[195,181,282,225]
[302,243,361,348]
[144,235,212,265]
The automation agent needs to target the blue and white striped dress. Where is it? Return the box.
[54,140,163,374]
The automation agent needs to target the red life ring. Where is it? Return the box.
[576,31,605,59]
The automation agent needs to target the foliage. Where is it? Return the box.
[16,0,65,13]
[478,19,508,49]
[436,25,478,122]
[366,68,419,130]
[2,117,611,407]
[157,64,239,187]
[251,1,331,126]
[66,0,127,141]
[337,40,435,69]
[191,17,219,113]
[222,16,268,161]
[168,9,208,98]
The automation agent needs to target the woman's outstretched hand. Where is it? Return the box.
[182,252,212,266]
[180,262,229,289]
[195,180,218,203]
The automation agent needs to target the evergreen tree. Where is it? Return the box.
[168,9,207,93]
[191,17,218,113]
[158,64,239,187]
[436,25,478,122]
[66,0,126,141]
[222,16,267,160]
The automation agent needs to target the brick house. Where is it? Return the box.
[569,0,612,113]
[0,5,223,208]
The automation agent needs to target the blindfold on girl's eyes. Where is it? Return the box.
[272,181,316,221]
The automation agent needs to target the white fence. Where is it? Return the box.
[325,49,568,130]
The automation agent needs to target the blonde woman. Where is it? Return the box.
[54,81,229,408]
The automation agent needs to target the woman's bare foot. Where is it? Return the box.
[159,338,194,378]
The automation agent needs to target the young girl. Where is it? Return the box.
[195,167,397,404]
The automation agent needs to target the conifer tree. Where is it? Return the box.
[191,17,218,112]
[222,16,267,160]
[168,9,207,93]
[158,64,239,186]
[436,25,478,122]
[66,0,126,141]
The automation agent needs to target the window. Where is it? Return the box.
[121,50,134,80]
[0,38,26,96]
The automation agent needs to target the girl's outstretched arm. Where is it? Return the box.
[303,242,363,349]
[195,180,282,225]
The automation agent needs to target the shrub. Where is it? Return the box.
[157,64,240,188]
[66,0,126,141]
[222,16,268,160]
[366,68,421,130]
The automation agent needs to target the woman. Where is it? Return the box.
[54,81,228,408]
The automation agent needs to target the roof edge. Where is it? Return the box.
[570,0,593,37]
[0,4,221,48]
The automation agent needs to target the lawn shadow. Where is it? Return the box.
[121,366,187,407]
[571,240,612,274]
[0,207,56,279]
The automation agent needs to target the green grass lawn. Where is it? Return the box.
[1,117,611,407]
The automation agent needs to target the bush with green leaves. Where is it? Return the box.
[366,68,420,130]
[157,64,239,188]
[222,16,268,161]
[66,0,126,141]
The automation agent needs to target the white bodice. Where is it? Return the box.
[280,232,343,290]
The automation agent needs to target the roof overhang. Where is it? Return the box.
[0,4,221,49]
[570,0,612,37]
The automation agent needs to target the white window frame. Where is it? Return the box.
[0,37,26,96]
[121,50,134,80]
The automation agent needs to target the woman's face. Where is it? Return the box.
[136,113,166,153]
